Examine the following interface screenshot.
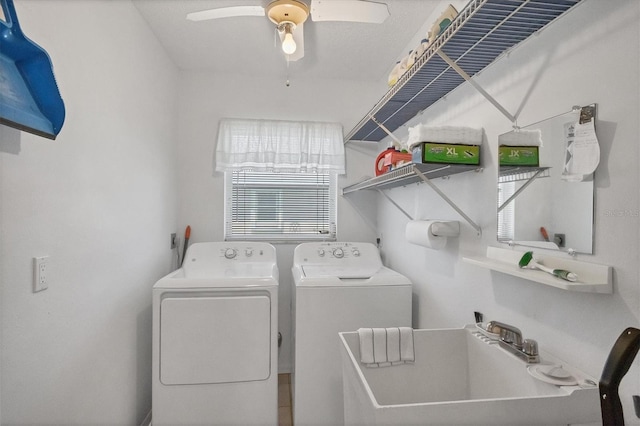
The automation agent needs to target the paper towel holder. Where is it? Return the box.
[429,220,460,237]
[405,220,460,250]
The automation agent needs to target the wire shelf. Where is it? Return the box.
[498,166,550,183]
[342,162,479,194]
[345,0,583,142]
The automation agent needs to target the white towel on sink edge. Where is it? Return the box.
[357,327,414,367]
[386,327,401,364]
[399,326,415,362]
[372,328,388,364]
[357,328,375,364]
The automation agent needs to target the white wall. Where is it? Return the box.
[176,71,380,371]
[0,1,179,424]
[375,0,640,423]
[2,0,637,424]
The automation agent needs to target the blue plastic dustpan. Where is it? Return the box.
[0,0,65,139]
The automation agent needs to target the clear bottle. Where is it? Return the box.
[406,50,416,70]
[387,61,402,87]
[397,53,410,79]
[415,38,429,59]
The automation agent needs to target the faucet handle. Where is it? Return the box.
[523,339,539,356]
[502,331,523,349]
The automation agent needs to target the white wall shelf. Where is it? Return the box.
[463,247,613,294]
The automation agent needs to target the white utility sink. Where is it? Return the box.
[339,326,600,425]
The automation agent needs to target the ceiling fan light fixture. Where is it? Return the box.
[279,22,297,54]
[266,0,310,26]
[267,1,308,56]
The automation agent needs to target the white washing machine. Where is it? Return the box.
[292,242,412,426]
[152,242,279,426]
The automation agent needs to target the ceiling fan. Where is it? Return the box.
[186,0,390,61]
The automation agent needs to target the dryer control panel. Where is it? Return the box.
[182,242,275,263]
[220,246,264,260]
[181,242,278,279]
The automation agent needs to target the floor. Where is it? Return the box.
[278,373,293,426]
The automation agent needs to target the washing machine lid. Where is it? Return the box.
[295,265,411,287]
[292,242,411,286]
[301,265,381,279]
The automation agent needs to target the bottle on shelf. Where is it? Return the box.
[387,61,401,87]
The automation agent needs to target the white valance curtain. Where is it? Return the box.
[215,118,345,174]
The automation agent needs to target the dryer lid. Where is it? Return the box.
[184,262,277,279]
[153,264,279,289]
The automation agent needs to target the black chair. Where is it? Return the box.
[600,327,640,425]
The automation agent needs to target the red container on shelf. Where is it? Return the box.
[375,148,412,176]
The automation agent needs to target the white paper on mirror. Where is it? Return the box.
[562,118,600,181]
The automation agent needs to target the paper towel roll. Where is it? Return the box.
[405,220,447,250]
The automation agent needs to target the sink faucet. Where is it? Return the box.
[486,321,539,363]
[488,321,523,348]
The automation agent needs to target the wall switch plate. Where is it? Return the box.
[33,256,49,292]
[170,233,177,249]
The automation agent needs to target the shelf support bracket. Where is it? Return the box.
[412,165,482,236]
[498,168,547,213]
[369,114,403,147]
[376,189,414,220]
[436,50,516,124]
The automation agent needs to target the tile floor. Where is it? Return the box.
[278,374,293,426]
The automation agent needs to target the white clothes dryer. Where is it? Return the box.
[152,242,278,426]
[292,242,412,426]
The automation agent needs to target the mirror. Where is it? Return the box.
[497,105,596,254]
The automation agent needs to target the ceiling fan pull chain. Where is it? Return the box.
[285,57,291,87]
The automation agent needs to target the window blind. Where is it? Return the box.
[225,171,337,241]
[497,181,515,242]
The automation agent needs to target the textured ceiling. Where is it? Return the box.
[132,0,442,82]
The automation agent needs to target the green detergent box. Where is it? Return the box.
[412,142,480,165]
[498,146,539,166]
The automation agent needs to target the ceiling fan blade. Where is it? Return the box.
[187,6,265,22]
[310,0,389,24]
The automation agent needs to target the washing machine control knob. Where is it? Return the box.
[224,248,237,259]
[245,249,253,257]
[352,249,360,257]
[332,248,344,258]
[318,249,325,257]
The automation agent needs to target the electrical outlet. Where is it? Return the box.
[170,233,177,249]
[33,256,49,293]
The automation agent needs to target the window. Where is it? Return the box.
[225,170,337,242]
